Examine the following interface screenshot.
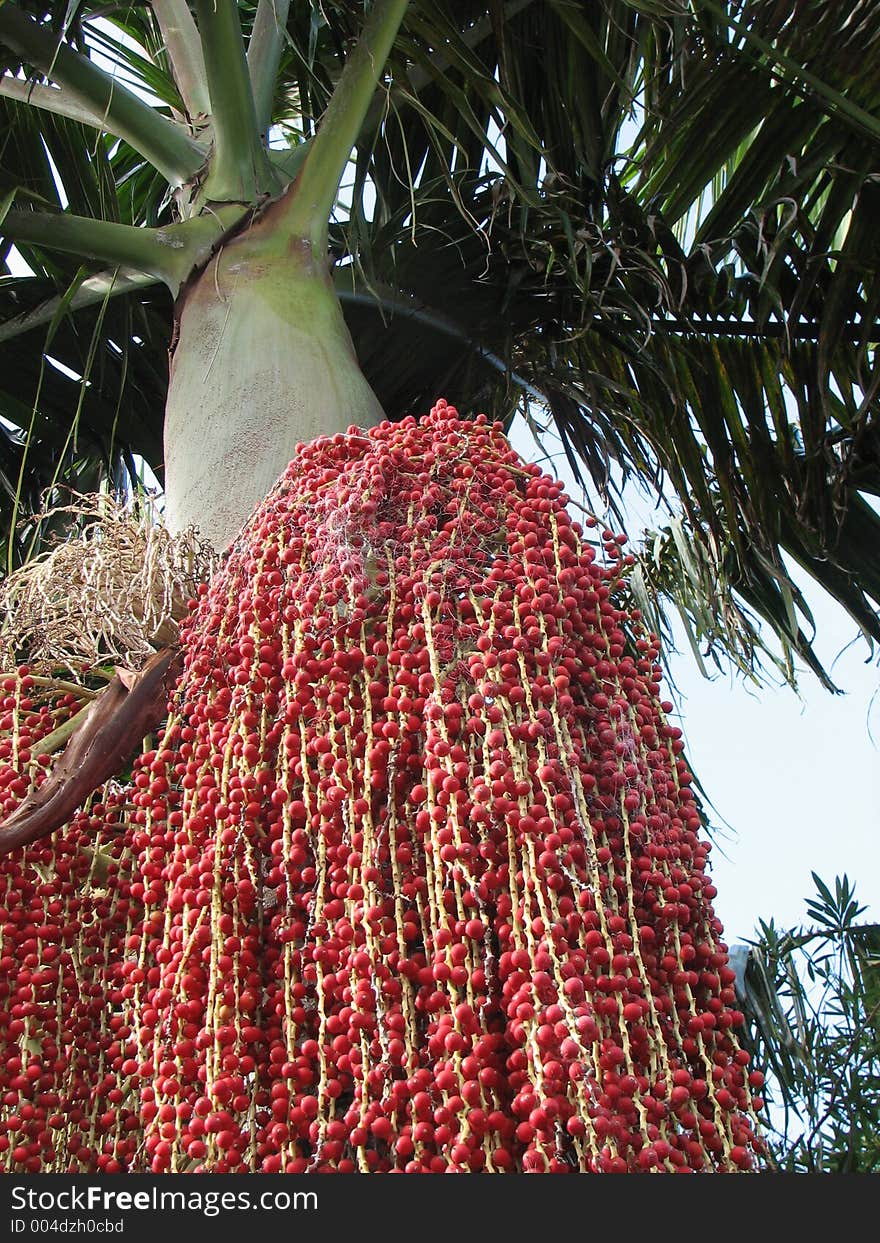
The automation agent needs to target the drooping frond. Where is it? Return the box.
[1,1,879,684]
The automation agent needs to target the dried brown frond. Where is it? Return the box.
[0,494,215,675]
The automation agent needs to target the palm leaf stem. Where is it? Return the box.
[0,270,161,344]
[0,207,242,291]
[278,0,411,250]
[0,3,205,185]
[246,0,292,139]
[150,0,211,119]
[194,0,275,201]
[0,75,106,129]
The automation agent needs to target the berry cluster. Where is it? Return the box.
[0,402,762,1172]
[0,676,141,1171]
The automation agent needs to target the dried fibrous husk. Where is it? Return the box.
[0,494,215,675]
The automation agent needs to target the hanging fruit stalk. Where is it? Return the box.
[0,404,762,1172]
[0,672,143,1172]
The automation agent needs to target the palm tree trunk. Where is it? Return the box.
[158,0,410,550]
[163,210,384,549]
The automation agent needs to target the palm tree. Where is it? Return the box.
[0,0,878,1177]
[0,0,878,686]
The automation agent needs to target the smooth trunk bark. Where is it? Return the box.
[163,213,384,550]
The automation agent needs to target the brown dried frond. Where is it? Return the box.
[0,494,215,675]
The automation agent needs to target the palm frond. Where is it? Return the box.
[1,0,879,686]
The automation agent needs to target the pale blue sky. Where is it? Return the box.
[669,587,879,944]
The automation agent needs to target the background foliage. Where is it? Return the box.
[737,873,880,1172]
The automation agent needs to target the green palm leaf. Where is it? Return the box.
[0,0,878,688]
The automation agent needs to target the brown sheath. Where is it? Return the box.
[0,646,183,856]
